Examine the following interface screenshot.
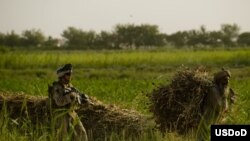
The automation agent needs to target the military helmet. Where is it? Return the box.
[56,63,73,77]
[213,68,231,82]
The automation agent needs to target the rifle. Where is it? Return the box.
[64,87,93,105]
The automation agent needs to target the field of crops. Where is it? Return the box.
[1,48,250,140]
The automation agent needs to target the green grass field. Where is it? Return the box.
[0,48,250,140]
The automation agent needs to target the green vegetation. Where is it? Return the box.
[1,23,250,49]
[1,48,250,140]
[1,48,250,69]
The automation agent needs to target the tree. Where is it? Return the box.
[96,31,118,49]
[114,24,164,48]
[62,27,81,47]
[238,32,250,46]
[62,27,98,48]
[167,31,189,47]
[0,32,5,45]
[5,31,22,47]
[22,29,45,47]
[207,31,223,46]
[114,24,135,48]
[84,30,97,47]
[190,25,210,46]
[136,24,164,47]
[44,36,60,47]
[220,24,240,46]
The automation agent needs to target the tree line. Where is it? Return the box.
[0,23,250,49]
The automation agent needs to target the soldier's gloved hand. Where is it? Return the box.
[64,87,72,95]
[69,92,78,101]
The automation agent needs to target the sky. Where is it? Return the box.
[0,0,250,38]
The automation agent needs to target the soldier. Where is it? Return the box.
[197,68,236,141]
[48,64,91,141]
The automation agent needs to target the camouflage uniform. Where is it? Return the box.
[197,69,235,141]
[48,64,88,141]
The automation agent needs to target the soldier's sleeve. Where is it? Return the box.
[52,83,72,107]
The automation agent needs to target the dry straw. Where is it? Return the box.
[0,91,147,140]
[148,66,213,134]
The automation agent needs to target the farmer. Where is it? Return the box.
[48,63,92,141]
[197,68,236,141]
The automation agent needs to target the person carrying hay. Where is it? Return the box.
[197,68,236,141]
[48,63,92,141]
[148,67,236,140]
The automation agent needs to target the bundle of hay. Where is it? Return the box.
[0,92,48,121]
[78,98,147,140]
[148,66,212,134]
[0,92,147,140]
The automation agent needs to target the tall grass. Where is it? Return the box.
[0,48,250,140]
[1,49,250,69]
